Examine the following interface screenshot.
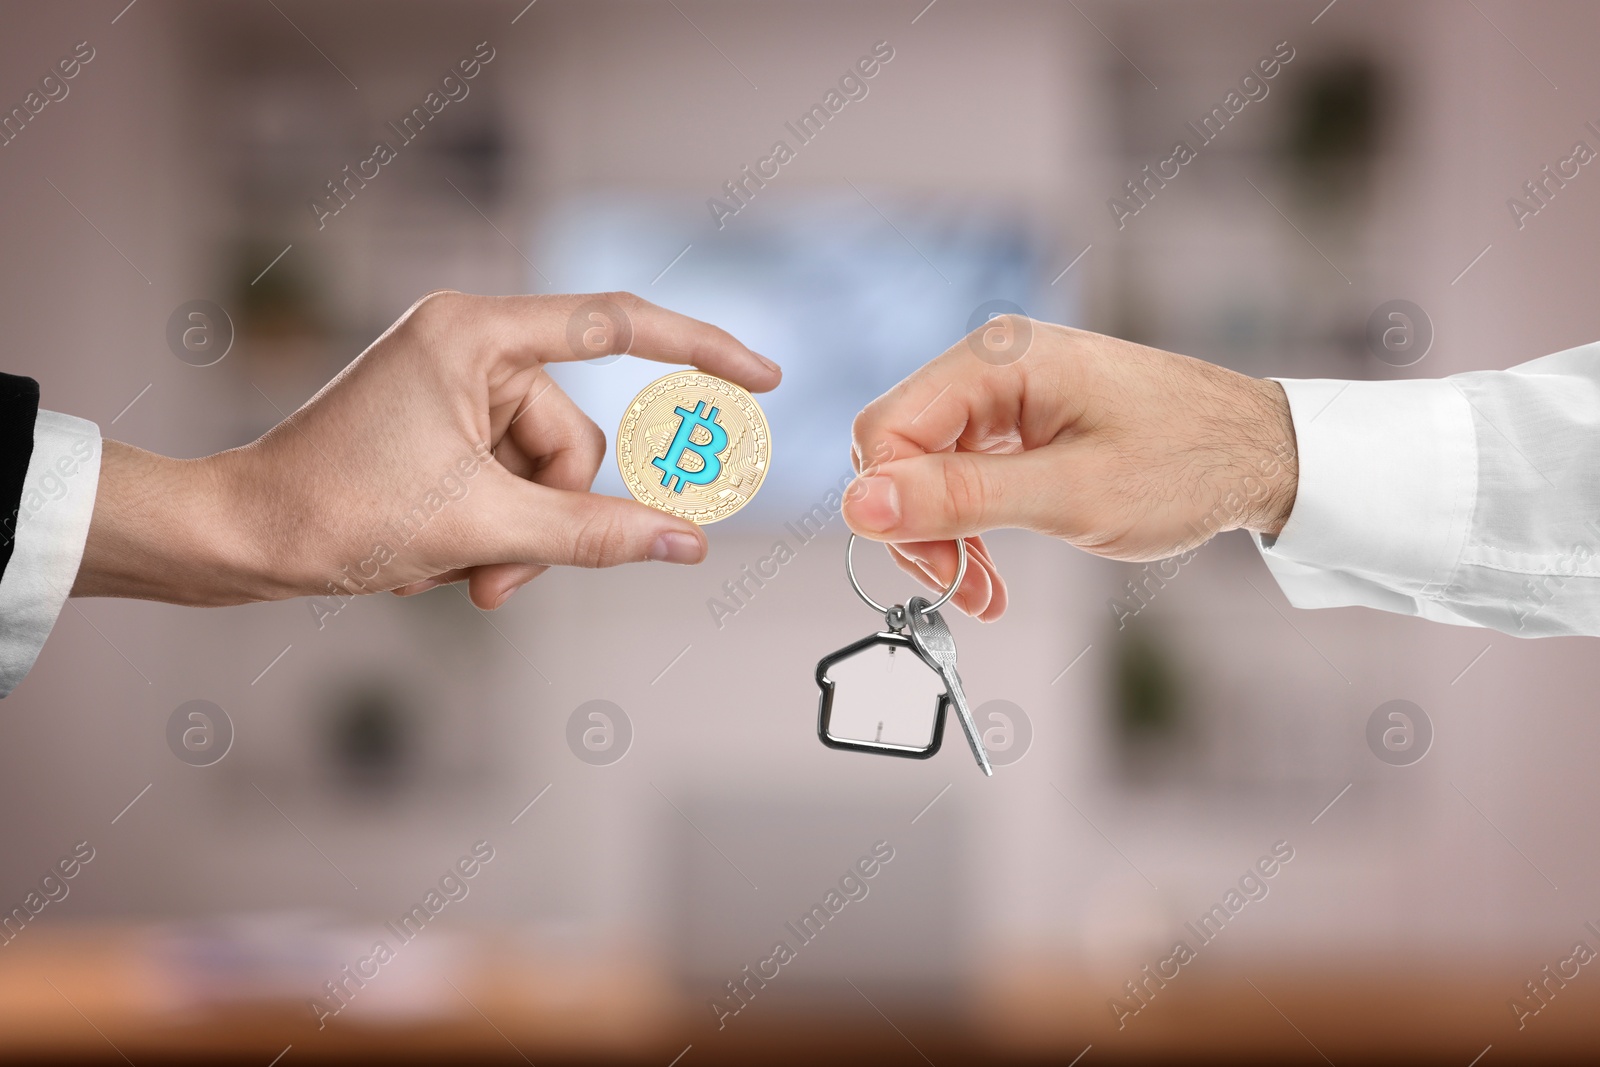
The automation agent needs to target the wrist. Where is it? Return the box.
[72,441,290,605]
[1238,378,1298,536]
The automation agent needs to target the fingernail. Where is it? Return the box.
[493,587,515,609]
[649,531,705,564]
[847,476,900,533]
[755,353,781,375]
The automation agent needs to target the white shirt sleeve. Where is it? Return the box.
[1254,341,1600,637]
[0,411,102,696]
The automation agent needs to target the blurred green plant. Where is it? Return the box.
[1283,57,1387,208]
[229,240,327,339]
[1111,626,1183,742]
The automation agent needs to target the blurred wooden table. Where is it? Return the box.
[3,927,1598,1064]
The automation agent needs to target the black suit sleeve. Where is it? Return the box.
[0,372,41,578]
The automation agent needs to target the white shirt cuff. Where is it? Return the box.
[1253,378,1477,607]
[0,412,102,697]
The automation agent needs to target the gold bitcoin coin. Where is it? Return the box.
[616,370,771,524]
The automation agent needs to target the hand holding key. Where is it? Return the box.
[841,317,1298,620]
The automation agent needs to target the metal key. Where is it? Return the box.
[905,595,993,776]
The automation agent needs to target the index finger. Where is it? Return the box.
[488,290,783,393]
[851,344,1017,471]
[851,319,1085,469]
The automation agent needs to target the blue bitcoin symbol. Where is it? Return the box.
[651,401,729,492]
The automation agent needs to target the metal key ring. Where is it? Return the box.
[846,533,967,615]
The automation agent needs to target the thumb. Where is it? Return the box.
[842,451,1060,542]
[488,479,708,568]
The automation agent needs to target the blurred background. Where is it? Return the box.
[3,0,1600,1062]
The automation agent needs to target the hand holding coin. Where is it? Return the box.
[139,289,786,613]
[375,292,780,607]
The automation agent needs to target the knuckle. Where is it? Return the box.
[580,415,606,454]
[963,313,1036,365]
[599,289,644,316]
[588,291,642,351]
[850,411,896,472]
[940,458,990,529]
[849,408,874,449]
[572,504,630,568]
[409,289,466,324]
[578,417,607,470]
[969,312,1030,341]
[401,289,470,346]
